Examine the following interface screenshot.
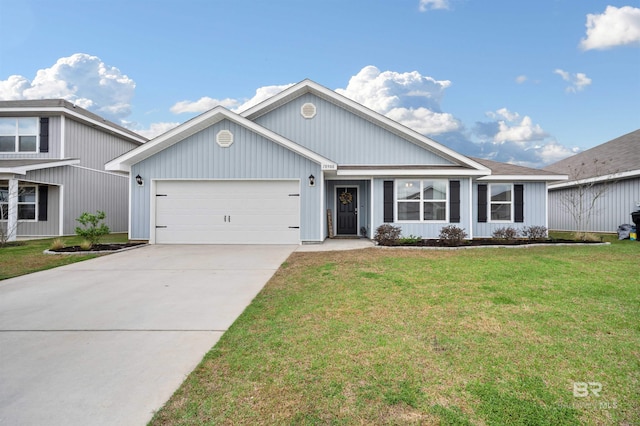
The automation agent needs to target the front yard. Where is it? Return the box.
[151,240,638,425]
[0,234,128,280]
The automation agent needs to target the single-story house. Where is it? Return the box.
[545,129,640,233]
[106,79,566,244]
[0,100,147,241]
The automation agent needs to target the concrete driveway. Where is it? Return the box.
[0,244,296,426]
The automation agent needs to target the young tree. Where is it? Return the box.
[559,159,616,241]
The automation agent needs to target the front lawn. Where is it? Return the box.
[0,233,129,280]
[151,240,639,425]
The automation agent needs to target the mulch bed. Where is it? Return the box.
[384,238,605,248]
[49,242,146,253]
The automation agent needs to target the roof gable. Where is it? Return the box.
[106,106,336,172]
[241,79,489,172]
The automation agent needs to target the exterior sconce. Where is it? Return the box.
[308,174,315,187]
[135,174,144,186]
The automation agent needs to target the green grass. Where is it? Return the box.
[0,233,129,280]
[151,239,639,425]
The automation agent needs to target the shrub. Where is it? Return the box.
[75,211,110,247]
[79,240,93,250]
[492,226,519,241]
[439,225,468,246]
[374,224,402,246]
[398,234,422,245]
[49,238,65,250]
[522,225,548,240]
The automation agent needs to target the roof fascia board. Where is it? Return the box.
[548,169,640,189]
[0,159,80,175]
[478,174,568,182]
[241,79,490,172]
[0,106,146,144]
[106,106,336,172]
[336,168,487,177]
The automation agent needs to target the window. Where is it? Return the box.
[489,184,513,221]
[397,179,447,221]
[0,118,38,152]
[0,186,37,221]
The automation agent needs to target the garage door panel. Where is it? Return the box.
[154,180,300,244]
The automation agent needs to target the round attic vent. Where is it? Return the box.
[216,130,234,148]
[301,103,317,119]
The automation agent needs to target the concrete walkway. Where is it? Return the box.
[0,244,296,426]
[296,238,375,252]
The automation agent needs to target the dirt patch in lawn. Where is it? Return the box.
[46,242,146,253]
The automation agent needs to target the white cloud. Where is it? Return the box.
[335,65,459,135]
[136,122,180,139]
[170,84,294,115]
[515,75,527,84]
[493,113,548,144]
[580,5,640,50]
[553,69,592,93]
[419,0,450,12]
[234,84,295,112]
[0,53,135,123]
[170,97,239,114]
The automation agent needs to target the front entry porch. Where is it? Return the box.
[325,179,371,239]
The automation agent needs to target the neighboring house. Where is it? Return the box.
[545,129,640,233]
[0,100,147,241]
[106,80,566,244]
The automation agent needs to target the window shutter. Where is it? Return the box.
[38,186,48,221]
[514,184,524,223]
[383,181,394,223]
[477,184,487,223]
[39,117,49,153]
[449,180,460,223]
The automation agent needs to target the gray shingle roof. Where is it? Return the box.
[470,157,564,177]
[544,129,640,180]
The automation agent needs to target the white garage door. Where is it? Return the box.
[154,180,300,244]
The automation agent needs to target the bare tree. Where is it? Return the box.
[559,159,616,240]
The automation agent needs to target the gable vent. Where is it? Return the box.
[216,130,234,148]
[301,103,317,119]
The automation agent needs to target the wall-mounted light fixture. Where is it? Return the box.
[308,174,315,187]
[135,174,144,186]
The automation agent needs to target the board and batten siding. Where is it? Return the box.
[9,185,60,236]
[23,166,129,234]
[548,177,640,232]
[130,119,322,242]
[253,93,456,166]
[64,119,140,169]
[370,177,471,239]
[472,181,547,237]
[0,116,62,159]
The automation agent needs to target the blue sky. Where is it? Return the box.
[1,0,638,167]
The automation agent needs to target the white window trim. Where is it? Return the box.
[488,183,514,223]
[0,117,39,154]
[395,179,449,223]
[0,185,38,222]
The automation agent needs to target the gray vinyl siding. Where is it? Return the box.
[65,119,139,169]
[23,167,129,235]
[473,181,547,237]
[253,93,456,166]
[130,119,322,242]
[371,177,471,239]
[326,180,371,237]
[14,185,60,236]
[548,177,640,233]
[0,116,61,159]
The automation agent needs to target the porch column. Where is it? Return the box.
[7,178,18,242]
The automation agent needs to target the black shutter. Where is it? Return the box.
[383,181,394,223]
[449,180,460,223]
[39,117,49,153]
[477,184,487,223]
[38,186,48,221]
[514,184,524,223]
